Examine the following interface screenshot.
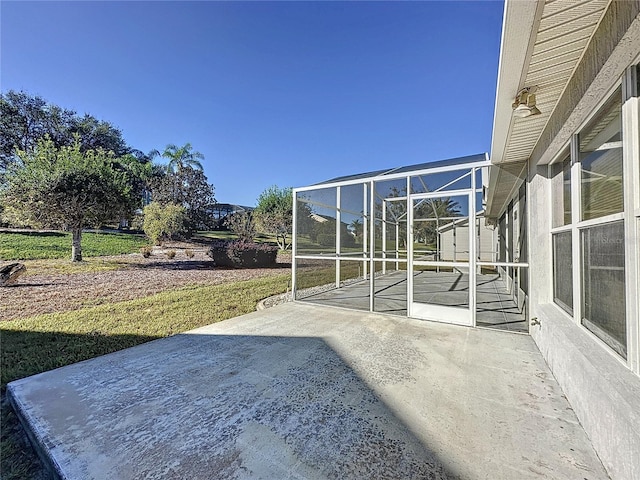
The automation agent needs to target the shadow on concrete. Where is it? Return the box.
[1,330,161,389]
[5,302,610,479]
[301,271,528,332]
[7,330,454,479]
[1,330,163,480]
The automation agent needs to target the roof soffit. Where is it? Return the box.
[489,0,544,167]
[490,0,610,167]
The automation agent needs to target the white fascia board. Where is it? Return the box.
[485,165,500,216]
[489,0,544,166]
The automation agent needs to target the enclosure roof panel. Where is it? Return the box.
[312,153,487,186]
[313,168,395,186]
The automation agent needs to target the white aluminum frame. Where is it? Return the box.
[292,155,529,331]
[408,190,474,326]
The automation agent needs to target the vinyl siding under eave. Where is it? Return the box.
[531,0,640,166]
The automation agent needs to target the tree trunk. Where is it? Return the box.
[71,228,83,262]
[278,233,290,250]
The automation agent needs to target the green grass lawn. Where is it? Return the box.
[193,230,238,241]
[1,275,290,386]
[0,227,293,478]
[1,274,290,479]
[0,231,149,261]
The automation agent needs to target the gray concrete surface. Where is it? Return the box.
[8,302,608,479]
[300,271,528,332]
[533,304,640,480]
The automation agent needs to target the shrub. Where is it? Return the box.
[142,202,188,245]
[131,213,145,231]
[166,249,176,259]
[317,233,335,247]
[140,245,153,258]
[185,249,195,258]
[207,240,278,268]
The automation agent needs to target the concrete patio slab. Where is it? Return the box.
[8,302,608,479]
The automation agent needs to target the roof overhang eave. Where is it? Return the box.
[485,161,528,219]
[486,0,543,219]
[489,0,544,167]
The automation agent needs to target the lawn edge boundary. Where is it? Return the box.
[6,388,63,480]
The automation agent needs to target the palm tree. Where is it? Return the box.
[349,218,363,243]
[160,143,204,173]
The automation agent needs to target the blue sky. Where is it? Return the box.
[1,1,504,207]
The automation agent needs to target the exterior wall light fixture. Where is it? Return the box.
[512,87,541,118]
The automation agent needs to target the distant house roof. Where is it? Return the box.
[211,203,254,219]
[213,203,253,212]
[437,211,487,233]
[309,213,329,223]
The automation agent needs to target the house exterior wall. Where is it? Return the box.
[439,225,468,261]
[511,5,640,478]
[438,217,495,263]
[478,219,495,263]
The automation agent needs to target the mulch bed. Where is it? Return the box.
[1,245,291,322]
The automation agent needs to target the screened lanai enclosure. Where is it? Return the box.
[292,154,530,333]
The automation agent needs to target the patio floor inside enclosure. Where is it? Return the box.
[293,154,529,333]
[296,270,528,333]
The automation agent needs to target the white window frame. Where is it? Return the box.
[547,67,640,374]
[549,147,574,316]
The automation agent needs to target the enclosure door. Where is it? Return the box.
[408,193,473,326]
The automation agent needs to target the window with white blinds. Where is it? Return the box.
[579,87,624,221]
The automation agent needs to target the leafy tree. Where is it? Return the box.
[377,186,408,248]
[0,90,133,176]
[116,153,154,222]
[142,202,188,245]
[413,197,461,246]
[294,197,315,237]
[149,166,216,231]
[307,217,354,248]
[0,91,75,173]
[157,143,204,173]
[254,186,293,250]
[225,211,256,241]
[68,114,130,157]
[2,137,132,261]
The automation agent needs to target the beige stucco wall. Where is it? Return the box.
[523,4,640,479]
[438,218,494,262]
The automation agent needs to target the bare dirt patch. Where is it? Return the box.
[1,244,291,322]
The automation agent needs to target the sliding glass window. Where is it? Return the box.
[576,87,626,357]
[579,87,623,221]
[549,84,630,359]
[551,154,572,228]
[580,222,626,358]
[552,231,573,314]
